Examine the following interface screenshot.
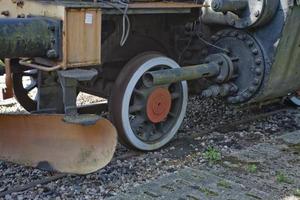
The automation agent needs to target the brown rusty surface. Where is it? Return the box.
[128,2,206,9]
[0,115,117,174]
[146,87,172,123]
[2,59,14,100]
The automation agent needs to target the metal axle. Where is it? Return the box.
[143,53,234,87]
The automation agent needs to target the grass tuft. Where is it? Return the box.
[247,164,258,173]
[203,146,221,163]
[276,171,294,184]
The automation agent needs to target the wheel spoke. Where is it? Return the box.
[140,122,153,140]
[133,89,146,98]
[171,92,180,99]
[25,82,37,92]
[129,104,144,113]
[130,115,145,130]
[168,111,177,118]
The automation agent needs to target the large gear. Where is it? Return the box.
[210,29,266,104]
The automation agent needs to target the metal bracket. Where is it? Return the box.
[58,69,99,125]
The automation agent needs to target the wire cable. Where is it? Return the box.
[99,0,131,46]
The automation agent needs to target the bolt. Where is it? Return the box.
[255,68,262,75]
[216,76,225,82]
[47,49,58,58]
[253,78,260,85]
[236,96,242,102]
[1,11,10,17]
[247,41,254,47]
[202,89,213,97]
[255,58,262,65]
[252,49,259,55]
[17,13,25,18]
[227,97,236,104]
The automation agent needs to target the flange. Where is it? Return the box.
[210,29,265,104]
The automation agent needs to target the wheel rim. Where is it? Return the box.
[119,55,188,151]
[13,69,38,112]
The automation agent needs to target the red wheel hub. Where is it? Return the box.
[146,88,172,123]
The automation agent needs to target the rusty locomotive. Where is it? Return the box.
[0,0,299,174]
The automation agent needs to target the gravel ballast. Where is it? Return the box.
[0,76,300,200]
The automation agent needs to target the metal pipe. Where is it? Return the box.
[0,18,61,59]
[143,62,220,87]
[211,0,248,13]
[19,59,62,72]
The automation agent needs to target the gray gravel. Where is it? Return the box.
[0,75,300,200]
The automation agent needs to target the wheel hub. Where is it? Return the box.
[146,87,172,123]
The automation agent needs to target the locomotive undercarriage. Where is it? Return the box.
[0,0,299,174]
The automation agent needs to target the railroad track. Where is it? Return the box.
[0,105,295,198]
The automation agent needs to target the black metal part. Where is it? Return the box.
[202,0,279,29]
[202,83,238,97]
[211,0,248,13]
[142,53,233,87]
[58,69,98,115]
[58,69,101,125]
[0,17,61,59]
[249,2,300,103]
[210,29,265,104]
[37,71,64,113]
[12,69,38,112]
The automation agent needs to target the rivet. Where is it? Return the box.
[253,78,260,85]
[216,76,224,82]
[247,41,254,47]
[252,49,259,55]
[255,68,262,75]
[255,58,262,65]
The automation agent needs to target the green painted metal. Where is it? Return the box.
[0,18,58,59]
[253,5,300,102]
[143,62,220,86]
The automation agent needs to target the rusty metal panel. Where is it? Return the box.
[65,8,102,67]
[253,5,300,102]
